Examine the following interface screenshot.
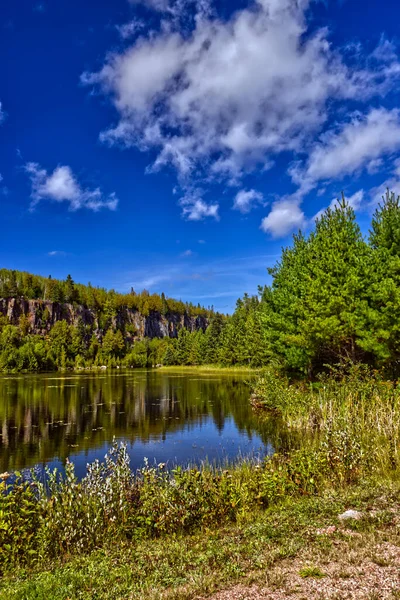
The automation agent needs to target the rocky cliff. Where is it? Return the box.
[0,297,208,340]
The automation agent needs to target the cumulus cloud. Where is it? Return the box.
[294,108,400,189]
[83,0,400,227]
[176,187,219,221]
[260,199,306,238]
[233,189,264,214]
[181,197,219,221]
[263,108,400,237]
[25,163,118,212]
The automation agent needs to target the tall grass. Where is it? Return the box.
[252,364,400,475]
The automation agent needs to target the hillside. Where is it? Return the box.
[0,269,217,372]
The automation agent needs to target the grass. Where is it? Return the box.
[252,365,400,476]
[298,565,326,578]
[0,478,399,599]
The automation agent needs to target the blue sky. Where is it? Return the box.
[1,0,400,312]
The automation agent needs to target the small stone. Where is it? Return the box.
[338,509,363,521]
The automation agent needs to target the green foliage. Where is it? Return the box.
[0,444,327,570]
[0,270,214,319]
[0,270,220,373]
[253,365,400,476]
[215,190,400,376]
[0,473,41,569]
[37,443,133,556]
[299,565,326,578]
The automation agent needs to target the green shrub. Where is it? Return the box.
[0,473,41,570]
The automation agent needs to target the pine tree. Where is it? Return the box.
[261,231,312,373]
[299,197,370,373]
[65,274,78,304]
[360,191,400,377]
[161,292,169,316]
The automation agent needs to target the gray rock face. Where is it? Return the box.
[0,297,208,340]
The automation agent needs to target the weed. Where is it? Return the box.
[299,565,326,578]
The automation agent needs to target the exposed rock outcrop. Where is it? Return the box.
[0,297,208,340]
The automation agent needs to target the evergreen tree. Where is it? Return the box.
[360,191,400,376]
[162,345,176,366]
[65,274,78,304]
[300,197,370,373]
[161,292,169,316]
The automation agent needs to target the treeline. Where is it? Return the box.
[0,312,229,372]
[0,270,213,318]
[163,189,400,376]
[214,190,400,377]
[3,190,400,375]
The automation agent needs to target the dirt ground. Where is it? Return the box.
[201,535,400,599]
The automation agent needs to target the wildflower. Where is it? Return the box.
[0,472,10,480]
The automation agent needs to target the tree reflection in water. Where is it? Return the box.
[0,370,289,475]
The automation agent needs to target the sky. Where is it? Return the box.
[1,0,400,312]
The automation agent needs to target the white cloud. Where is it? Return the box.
[48,250,67,257]
[181,197,219,221]
[116,19,144,40]
[131,274,172,289]
[83,0,400,227]
[180,249,193,257]
[262,108,400,238]
[233,189,264,214]
[260,199,306,238]
[296,108,400,188]
[371,35,398,63]
[344,189,365,211]
[371,159,400,205]
[128,0,212,17]
[177,188,219,221]
[84,1,400,179]
[25,163,118,212]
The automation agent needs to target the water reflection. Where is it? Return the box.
[0,370,278,476]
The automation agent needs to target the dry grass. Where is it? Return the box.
[200,526,400,600]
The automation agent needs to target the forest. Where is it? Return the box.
[1,190,400,376]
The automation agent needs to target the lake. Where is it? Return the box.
[0,369,277,478]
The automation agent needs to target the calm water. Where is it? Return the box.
[0,369,278,478]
